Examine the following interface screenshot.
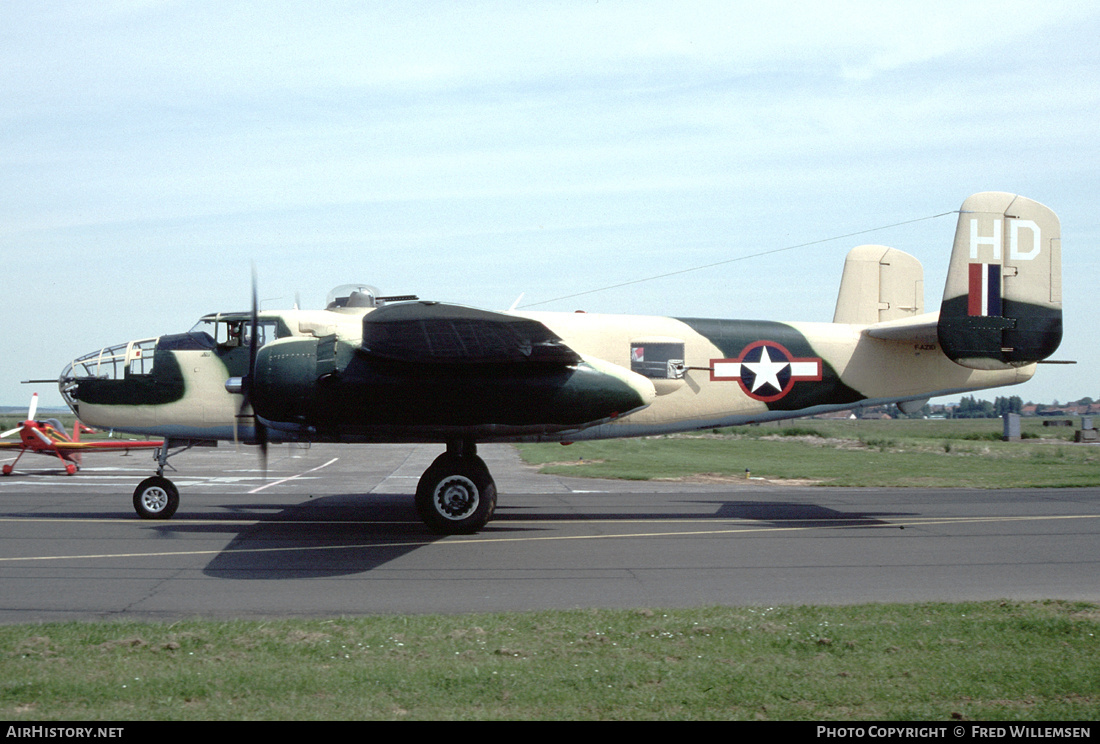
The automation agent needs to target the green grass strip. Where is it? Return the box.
[518,419,1100,488]
[3,601,1097,720]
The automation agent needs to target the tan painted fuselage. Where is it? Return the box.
[69,305,1030,443]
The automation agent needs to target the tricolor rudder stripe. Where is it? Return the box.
[967,263,1001,317]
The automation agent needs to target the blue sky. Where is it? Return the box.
[3,1,1097,409]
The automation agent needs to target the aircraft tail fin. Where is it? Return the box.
[937,192,1062,370]
[833,245,924,325]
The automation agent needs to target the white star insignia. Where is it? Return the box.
[710,341,823,402]
[741,345,789,393]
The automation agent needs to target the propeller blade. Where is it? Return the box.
[249,265,259,397]
[250,266,267,449]
[239,264,269,476]
[257,420,268,477]
[4,392,40,435]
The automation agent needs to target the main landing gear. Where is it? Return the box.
[415,440,497,535]
[129,438,498,534]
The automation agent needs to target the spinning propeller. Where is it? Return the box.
[1,393,39,438]
[226,270,269,472]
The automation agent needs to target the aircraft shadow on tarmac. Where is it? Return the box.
[138,492,434,579]
[713,500,914,528]
[489,501,915,539]
[122,493,917,580]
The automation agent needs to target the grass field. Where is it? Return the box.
[3,601,1098,721]
[517,418,1100,488]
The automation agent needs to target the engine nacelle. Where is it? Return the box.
[251,336,337,424]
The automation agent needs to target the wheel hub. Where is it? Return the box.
[434,476,479,519]
[140,488,169,513]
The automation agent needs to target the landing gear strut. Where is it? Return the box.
[415,440,496,535]
[130,439,195,520]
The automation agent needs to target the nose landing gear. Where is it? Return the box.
[130,439,196,520]
[133,476,179,519]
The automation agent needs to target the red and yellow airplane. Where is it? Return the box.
[0,393,163,475]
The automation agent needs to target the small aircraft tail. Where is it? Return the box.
[833,244,924,325]
[937,192,1062,370]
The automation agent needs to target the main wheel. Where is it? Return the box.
[133,476,179,520]
[415,453,496,535]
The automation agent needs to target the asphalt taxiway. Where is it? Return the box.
[1,442,1098,622]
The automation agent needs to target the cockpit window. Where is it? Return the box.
[245,320,279,348]
[188,318,281,349]
[128,339,158,376]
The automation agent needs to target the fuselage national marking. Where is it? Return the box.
[710,340,823,403]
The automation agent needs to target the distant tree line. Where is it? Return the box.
[950,395,1024,418]
[819,396,1097,421]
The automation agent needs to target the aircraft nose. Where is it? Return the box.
[59,337,159,412]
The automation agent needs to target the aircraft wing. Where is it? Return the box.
[0,432,162,452]
[48,440,164,452]
[0,439,164,452]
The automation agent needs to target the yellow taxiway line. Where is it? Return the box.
[0,513,1096,563]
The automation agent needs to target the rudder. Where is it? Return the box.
[937,192,1061,370]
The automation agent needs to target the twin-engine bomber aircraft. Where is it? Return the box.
[58,192,1062,534]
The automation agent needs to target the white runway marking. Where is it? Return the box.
[247,458,340,494]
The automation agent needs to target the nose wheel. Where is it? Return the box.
[133,476,179,519]
[415,449,496,535]
[130,439,192,519]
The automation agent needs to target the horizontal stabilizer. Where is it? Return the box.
[863,312,940,344]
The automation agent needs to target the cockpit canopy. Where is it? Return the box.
[186,315,283,349]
